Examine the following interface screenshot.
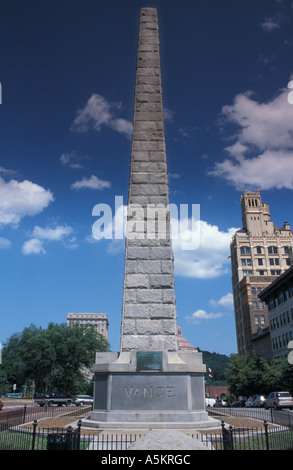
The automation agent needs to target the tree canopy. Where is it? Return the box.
[1,322,110,396]
[227,352,293,398]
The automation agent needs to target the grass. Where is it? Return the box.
[226,428,293,451]
[0,429,47,450]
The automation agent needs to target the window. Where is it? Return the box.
[254,316,259,324]
[284,246,290,254]
[258,259,263,265]
[256,246,262,254]
[260,315,265,324]
[251,287,256,295]
[269,258,279,266]
[259,301,264,310]
[240,247,251,255]
[241,258,251,266]
[268,246,278,254]
[271,270,281,275]
[243,270,253,276]
[253,301,258,310]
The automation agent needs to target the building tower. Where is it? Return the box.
[230,189,293,356]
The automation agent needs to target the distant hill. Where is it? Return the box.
[198,348,231,385]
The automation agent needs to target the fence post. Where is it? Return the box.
[221,420,234,450]
[31,420,38,451]
[23,404,27,424]
[76,419,82,450]
[263,420,269,451]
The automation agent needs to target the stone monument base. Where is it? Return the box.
[83,350,220,430]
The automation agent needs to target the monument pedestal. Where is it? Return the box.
[84,351,219,429]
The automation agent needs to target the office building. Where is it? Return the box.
[259,266,293,359]
[230,189,293,356]
[66,313,109,340]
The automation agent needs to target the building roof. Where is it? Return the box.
[177,326,196,352]
[259,266,293,301]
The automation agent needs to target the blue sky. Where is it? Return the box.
[1,0,293,356]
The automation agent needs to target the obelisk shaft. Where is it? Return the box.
[120,8,178,352]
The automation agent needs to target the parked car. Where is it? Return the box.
[245,397,255,407]
[253,395,267,408]
[232,399,246,408]
[213,399,228,407]
[74,395,93,406]
[34,392,72,407]
[264,392,293,410]
[0,400,3,410]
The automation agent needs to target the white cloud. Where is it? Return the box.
[0,177,54,227]
[71,93,132,138]
[209,293,234,309]
[210,84,293,190]
[109,118,133,137]
[0,167,16,176]
[22,238,46,255]
[185,309,223,325]
[261,19,281,31]
[260,14,284,32]
[71,175,111,191]
[0,237,11,249]
[60,152,89,169]
[32,225,73,241]
[172,220,238,279]
[164,107,175,122]
[22,224,76,255]
[211,150,293,190]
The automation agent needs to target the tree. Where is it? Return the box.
[275,357,293,395]
[2,322,110,395]
[227,353,279,397]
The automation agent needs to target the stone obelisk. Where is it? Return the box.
[121,7,177,353]
[88,8,218,430]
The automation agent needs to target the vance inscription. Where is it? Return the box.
[124,385,175,399]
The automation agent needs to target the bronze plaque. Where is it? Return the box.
[136,351,162,371]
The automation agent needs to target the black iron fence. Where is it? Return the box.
[0,404,90,427]
[1,418,293,450]
[200,420,293,450]
[208,406,293,429]
[0,419,142,450]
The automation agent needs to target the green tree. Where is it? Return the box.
[275,357,293,394]
[2,322,109,395]
[227,353,279,397]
